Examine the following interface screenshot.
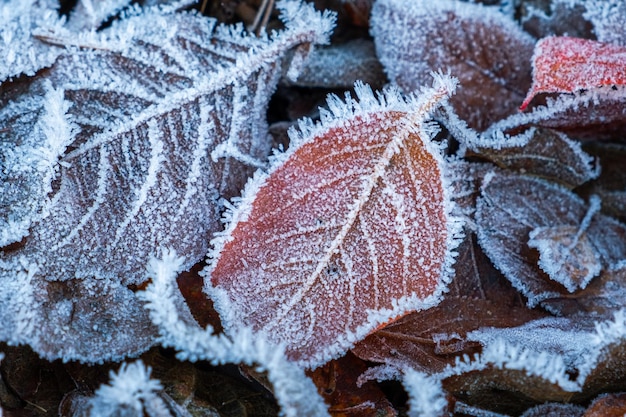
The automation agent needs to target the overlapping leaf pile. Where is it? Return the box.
[1,0,626,416]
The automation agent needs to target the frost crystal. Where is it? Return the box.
[403,370,448,417]
[88,361,167,417]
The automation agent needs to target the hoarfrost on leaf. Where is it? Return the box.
[205,75,463,368]
[371,0,534,130]
[0,0,66,83]
[476,172,626,307]
[0,0,335,363]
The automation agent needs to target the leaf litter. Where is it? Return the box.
[2,0,626,416]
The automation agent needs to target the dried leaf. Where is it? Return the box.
[473,128,599,188]
[371,0,534,130]
[584,392,626,417]
[307,352,397,417]
[521,36,626,110]
[206,75,462,367]
[521,0,592,39]
[475,172,626,306]
[0,2,334,362]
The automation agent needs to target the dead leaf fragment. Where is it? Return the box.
[308,353,397,417]
[206,76,461,367]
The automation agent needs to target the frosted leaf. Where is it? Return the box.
[140,250,331,417]
[528,195,603,292]
[67,0,132,31]
[476,173,626,306]
[520,402,585,417]
[0,83,77,248]
[528,225,602,292]
[0,1,335,362]
[583,392,626,416]
[0,0,66,83]
[88,360,168,417]
[521,36,626,110]
[352,232,547,374]
[474,128,599,188]
[205,76,463,367]
[371,0,534,130]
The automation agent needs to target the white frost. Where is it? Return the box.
[88,360,168,417]
[403,370,448,417]
[140,250,331,417]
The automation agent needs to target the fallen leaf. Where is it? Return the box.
[352,233,545,374]
[282,39,386,90]
[475,172,626,307]
[521,36,626,110]
[584,392,626,417]
[205,75,462,367]
[371,0,534,130]
[0,1,334,362]
[472,128,599,188]
[521,0,592,40]
[307,352,397,417]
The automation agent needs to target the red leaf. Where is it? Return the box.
[521,36,626,110]
[205,76,462,367]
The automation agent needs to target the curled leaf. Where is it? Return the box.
[206,75,463,367]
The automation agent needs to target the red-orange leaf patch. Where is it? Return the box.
[521,36,626,110]
[204,76,462,367]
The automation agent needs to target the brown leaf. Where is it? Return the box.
[472,128,599,188]
[475,172,626,307]
[584,393,626,417]
[371,0,534,130]
[282,39,386,90]
[521,0,593,40]
[307,352,397,417]
[206,76,461,367]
